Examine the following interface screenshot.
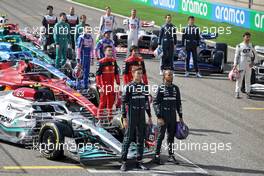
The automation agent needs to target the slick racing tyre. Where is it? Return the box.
[215,43,227,63]
[0,85,6,91]
[39,122,73,160]
[212,51,224,67]
[111,115,125,142]
[150,37,158,50]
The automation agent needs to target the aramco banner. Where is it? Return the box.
[131,0,264,32]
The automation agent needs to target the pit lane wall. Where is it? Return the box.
[132,0,264,32]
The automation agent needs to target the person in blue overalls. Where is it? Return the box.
[76,24,94,90]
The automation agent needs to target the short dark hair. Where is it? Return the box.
[47,5,53,10]
[188,16,195,20]
[243,32,251,37]
[80,15,86,19]
[165,14,171,18]
[59,12,66,17]
[131,9,136,11]
[104,45,112,51]
[84,24,90,27]
[163,69,173,82]
[129,45,138,53]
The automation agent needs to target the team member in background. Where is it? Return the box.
[122,45,148,85]
[66,7,79,50]
[96,45,120,120]
[98,6,116,39]
[153,70,183,165]
[42,5,57,51]
[77,24,94,91]
[120,66,152,172]
[74,15,86,48]
[233,32,257,99]
[53,12,71,69]
[126,9,140,54]
[95,29,116,60]
[158,14,177,75]
[182,16,202,78]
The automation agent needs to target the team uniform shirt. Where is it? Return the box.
[234,42,257,71]
[122,56,148,85]
[99,15,116,34]
[95,38,116,59]
[42,15,57,34]
[66,14,79,28]
[234,42,258,94]
[77,34,94,89]
[96,57,120,118]
[126,17,141,49]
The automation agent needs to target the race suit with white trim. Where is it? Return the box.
[126,17,140,50]
[234,42,257,94]
[99,15,116,38]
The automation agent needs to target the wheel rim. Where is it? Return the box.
[41,129,57,154]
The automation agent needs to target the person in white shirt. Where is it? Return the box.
[126,9,141,53]
[233,32,258,99]
[98,6,116,39]
[66,7,79,49]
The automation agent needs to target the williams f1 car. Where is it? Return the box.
[173,33,227,73]
[0,87,156,163]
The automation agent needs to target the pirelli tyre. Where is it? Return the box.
[38,122,73,160]
[215,43,228,63]
[213,51,224,73]
[0,85,6,91]
[111,115,125,142]
[150,37,158,50]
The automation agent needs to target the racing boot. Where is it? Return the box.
[168,154,179,165]
[235,92,240,99]
[120,162,127,171]
[136,161,149,170]
[247,93,251,99]
[153,155,163,165]
[196,72,202,78]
